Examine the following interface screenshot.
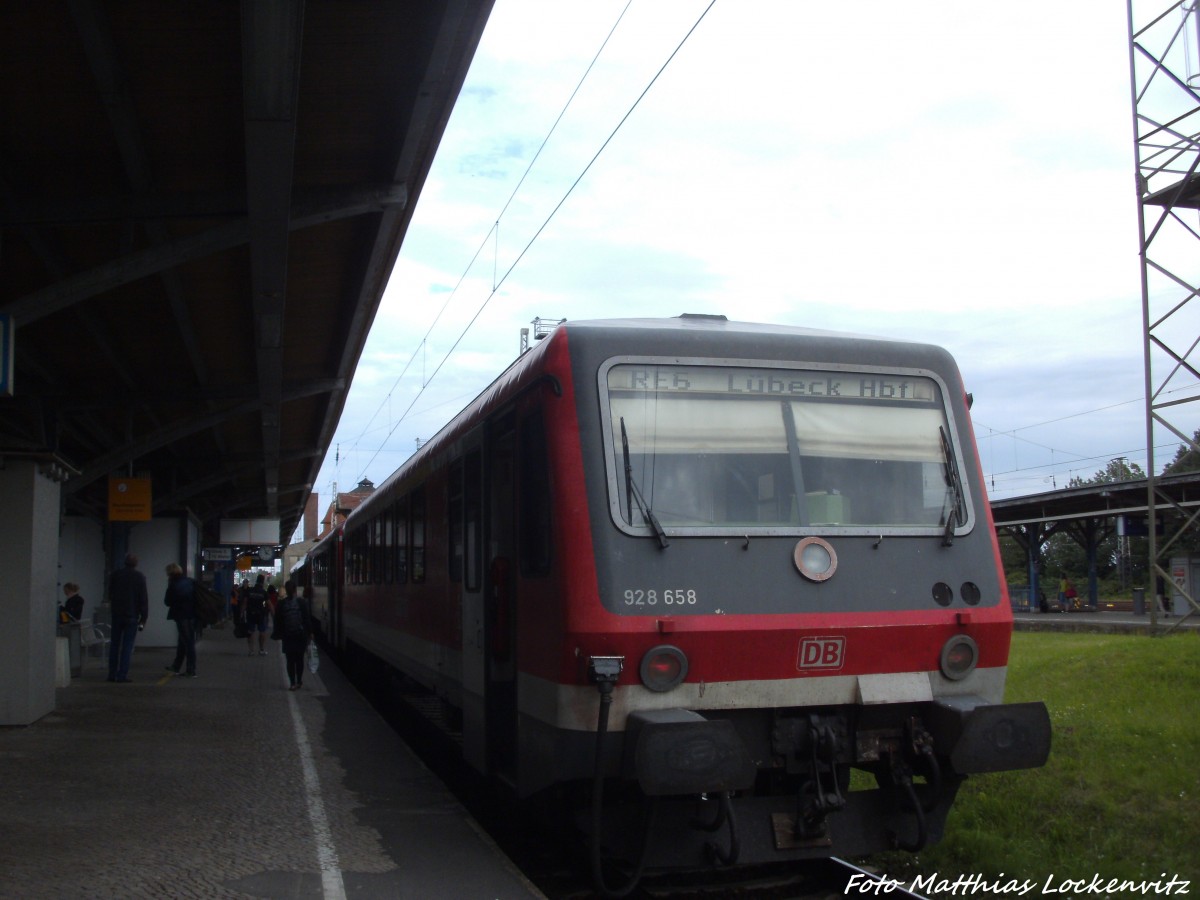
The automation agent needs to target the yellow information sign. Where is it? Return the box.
[108,476,152,521]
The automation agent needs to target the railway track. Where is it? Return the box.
[345,654,928,900]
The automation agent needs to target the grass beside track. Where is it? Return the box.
[865,631,1200,889]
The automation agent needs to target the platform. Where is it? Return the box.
[1013,608,1199,634]
[0,626,544,899]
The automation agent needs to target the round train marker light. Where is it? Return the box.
[932,582,953,607]
[794,537,837,582]
[640,645,688,692]
[940,634,979,681]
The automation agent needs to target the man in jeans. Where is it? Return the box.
[163,563,198,677]
[107,553,149,682]
[243,574,271,656]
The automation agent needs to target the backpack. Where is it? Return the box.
[278,598,306,638]
[194,582,224,626]
[245,586,268,615]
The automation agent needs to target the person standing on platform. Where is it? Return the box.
[232,580,249,639]
[273,579,312,690]
[244,574,271,656]
[107,554,148,682]
[60,582,85,621]
[163,563,198,677]
[1158,574,1172,617]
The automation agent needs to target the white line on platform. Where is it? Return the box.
[288,682,347,900]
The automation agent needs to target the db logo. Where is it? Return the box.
[797,636,846,671]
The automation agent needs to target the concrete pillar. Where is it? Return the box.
[0,458,64,724]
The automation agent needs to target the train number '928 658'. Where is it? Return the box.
[623,588,698,606]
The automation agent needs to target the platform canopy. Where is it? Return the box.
[989,472,1200,528]
[0,0,495,544]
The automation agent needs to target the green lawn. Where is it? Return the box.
[865,631,1200,888]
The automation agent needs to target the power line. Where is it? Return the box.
[974,380,1199,480]
[974,399,1143,449]
[337,2,636,480]
[356,1,720,481]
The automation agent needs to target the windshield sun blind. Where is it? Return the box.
[601,360,972,537]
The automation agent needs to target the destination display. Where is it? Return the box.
[609,364,939,404]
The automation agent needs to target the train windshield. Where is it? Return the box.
[603,362,972,536]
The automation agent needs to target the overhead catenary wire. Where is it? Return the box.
[335,1,637,485]
[975,380,1200,494]
[355,0,720,481]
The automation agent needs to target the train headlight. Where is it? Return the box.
[640,645,688,692]
[793,537,837,582]
[940,634,979,681]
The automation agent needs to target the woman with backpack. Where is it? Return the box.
[273,579,312,691]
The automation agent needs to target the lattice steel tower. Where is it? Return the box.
[1128,0,1200,627]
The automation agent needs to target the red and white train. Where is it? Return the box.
[298,315,1049,887]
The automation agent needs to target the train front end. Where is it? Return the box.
[551,317,1050,872]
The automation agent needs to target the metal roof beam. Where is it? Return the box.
[0,191,252,226]
[304,0,480,502]
[48,377,345,411]
[60,371,341,492]
[65,399,260,495]
[69,0,210,385]
[242,0,305,518]
[1,184,407,327]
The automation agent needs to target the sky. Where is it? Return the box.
[296,0,1190,541]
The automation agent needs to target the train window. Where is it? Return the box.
[465,449,482,590]
[519,412,553,574]
[363,520,370,583]
[365,519,375,584]
[373,515,383,584]
[602,362,972,537]
[356,527,366,584]
[449,459,464,583]
[383,506,394,584]
[411,486,426,583]
[394,495,408,584]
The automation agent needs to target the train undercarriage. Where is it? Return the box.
[570,688,1050,892]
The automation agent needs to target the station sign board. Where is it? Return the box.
[108,476,152,521]
[219,518,280,545]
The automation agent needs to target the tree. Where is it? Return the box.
[1047,458,1146,595]
[1163,429,1200,474]
[1066,457,1146,487]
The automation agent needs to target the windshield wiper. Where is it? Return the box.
[939,425,966,547]
[781,402,810,526]
[620,418,669,549]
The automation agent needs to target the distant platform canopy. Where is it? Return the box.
[990,471,1200,529]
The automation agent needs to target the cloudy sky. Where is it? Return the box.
[299,0,1180,537]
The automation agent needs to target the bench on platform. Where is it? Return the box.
[76,617,110,672]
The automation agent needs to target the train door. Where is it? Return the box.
[484,416,519,782]
[457,443,488,774]
[331,531,344,650]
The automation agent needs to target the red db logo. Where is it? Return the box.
[797,636,845,671]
